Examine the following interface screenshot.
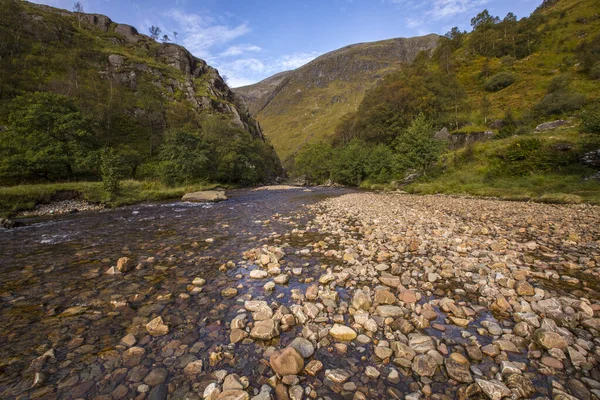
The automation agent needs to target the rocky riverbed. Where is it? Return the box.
[1,190,599,400]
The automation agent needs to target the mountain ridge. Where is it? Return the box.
[233,34,440,163]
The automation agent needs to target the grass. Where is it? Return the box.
[405,127,600,204]
[0,180,227,218]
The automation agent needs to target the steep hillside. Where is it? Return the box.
[291,0,600,202]
[234,35,439,163]
[0,0,282,187]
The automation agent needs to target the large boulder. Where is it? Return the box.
[182,190,228,203]
[270,347,304,375]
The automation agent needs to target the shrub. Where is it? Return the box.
[100,148,122,198]
[533,92,586,117]
[485,72,516,92]
[581,104,600,134]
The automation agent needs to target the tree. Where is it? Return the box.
[73,1,83,28]
[481,95,491,124]
[161,34,170,43]
[294,142,333,183]
[173,31,178,43]
[0,92,92,182]
[392,114,445,176]
[149,26,161,41]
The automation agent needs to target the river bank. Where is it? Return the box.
[0,180,229,219]
[1,190,599,399]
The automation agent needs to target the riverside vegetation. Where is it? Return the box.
[279,0,600,203]
[0,0,281,217]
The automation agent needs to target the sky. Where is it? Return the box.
[31,0,541,88]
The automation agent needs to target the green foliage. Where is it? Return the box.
[581,103,600,133]
[100,148,122,198]
[0,0,279,190]
[484,72,516,92]
[0,92,92,183]
[392,115,446,175]
[330,139,370,186]
[533,76,586,117]
[578,33,600,77]
[489,137,577,177]
[158,128,209,186]
[297,115,445,186]
[294,142,333,184]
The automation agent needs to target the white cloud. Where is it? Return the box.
[216,52,321,88]
[388,0,489,21]
[165,9,251,58]
[220,44,262,57]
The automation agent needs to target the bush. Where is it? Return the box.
[581,104,600,134]
[294,142,333,183]
[485,72,516,92]
[100,148,122,198]
[533,92,586,117]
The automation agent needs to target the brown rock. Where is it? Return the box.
[270,347,304,376]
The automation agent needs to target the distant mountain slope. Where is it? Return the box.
[234,35,439,164]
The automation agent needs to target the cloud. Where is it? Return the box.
[216,52,320,88]
[165,9,251,58]
[220,44,262,57]
[387,0,489,21]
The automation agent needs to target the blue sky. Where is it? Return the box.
[32,0,541,87]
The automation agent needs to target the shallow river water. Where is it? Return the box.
[0,188,357,399]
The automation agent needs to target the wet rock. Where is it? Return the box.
[204,382,221,399]
[288,337,315,358]
[325,369,352,384]
[216,390,250,400]
[412,354,437,377]
[146,316,169,336]
[270,347,304,375]
[144,368,168,386]
[183,360,203,377]
[533,329,567,350]
[352,289,372,311]
[398,290,417,303]
[182,190,227,202]
[445,353,472,383]
[304,360,323,376]
[329,324,357,341]
[374,288,396,304]
[221,288,238,298]
[476,379,511,400]
[116,257,135,272]
[148,383,168,400]
[376,305,403,318]
[408,335,436,354]
[123,346,146,367]
[365,366,380,379]
[250,319,279,340]
[506,374,535,398]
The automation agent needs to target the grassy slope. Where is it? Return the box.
[248,36,438,163]
[453,0,600,123]
[0,181,226,218]
[406,127,600,204]
[372,0,600,203]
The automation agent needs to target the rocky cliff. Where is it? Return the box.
[234,35,439,162]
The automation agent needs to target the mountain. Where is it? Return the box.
[291,0,600,203]
[234,35,439,164]
[0,0,282,186]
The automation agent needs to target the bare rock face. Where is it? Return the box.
[81,14,112,31]
[156,44,197,76]
[182,191,228,203]
[115,24,140,43]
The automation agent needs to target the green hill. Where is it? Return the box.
[0,0,282,191]
[234,35,440,165]
[288,0,600,203]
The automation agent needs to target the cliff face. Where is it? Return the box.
[0,0,283,184]
[1,1,265,140]
[234,35,439,162]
